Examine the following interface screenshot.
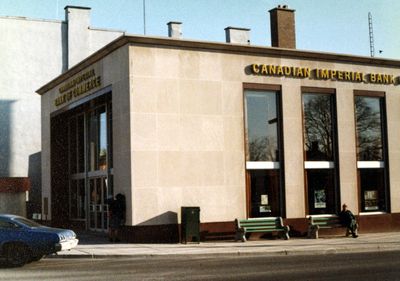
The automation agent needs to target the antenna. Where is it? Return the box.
[143,0,146,35]
[368,12,375,57]
[56,0,59,19]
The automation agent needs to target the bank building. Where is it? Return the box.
[34,6,400,242]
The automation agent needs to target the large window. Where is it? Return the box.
[68,96,113,222]
[69,179,85,219]
[354,93,388,212]
[244,87,283,217]
[88,106,108,172]
[302,89,339,214]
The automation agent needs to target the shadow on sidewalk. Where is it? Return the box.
[76,231,110,245]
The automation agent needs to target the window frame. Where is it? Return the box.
[301,87,340,215]
[243,83,285,218]
[67,94,113,222]
[354,91,390,214]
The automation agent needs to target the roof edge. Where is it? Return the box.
[36,35,400,95]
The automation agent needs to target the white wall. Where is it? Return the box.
[0,7,124,216]
[0,17,63,178]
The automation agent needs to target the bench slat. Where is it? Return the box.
[240,222,280,227]
[235,217,290,241]
[307,215,347,239]
[243,229,282,233]
[312,217,339,221]
[243,226,284,230]
[313,220,341,225]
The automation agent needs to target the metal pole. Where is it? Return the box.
[143,0,146,35]
[56,0,59,19]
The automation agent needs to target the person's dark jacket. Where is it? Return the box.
[339,210,355,226]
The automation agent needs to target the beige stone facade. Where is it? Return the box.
[38,35,400,241]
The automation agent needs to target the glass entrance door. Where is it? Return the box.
[89,177,109,231]
[68,97,113,232]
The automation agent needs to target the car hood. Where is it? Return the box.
[30,226,77,240]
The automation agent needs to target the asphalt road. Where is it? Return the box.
[1,251,399,281]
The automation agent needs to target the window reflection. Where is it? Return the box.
[69,179,85,219]
[359,169,385,212]
[77,114,85,173]
[303,94,334,161]
[302,92,338,215]
[244,89,283,217]
[99,109,107,170]
[88,106,107,171]
[245,91,279,162]
[249,170,280,217]
[355,94,387,213]
[355,96,383,161]
[306,169,336,214]
[88,110,98,172]
[69,117,77,174]
[67,96,112,223]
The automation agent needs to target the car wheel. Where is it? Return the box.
[4,243,31,267]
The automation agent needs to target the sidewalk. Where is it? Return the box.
[49,232,400,259]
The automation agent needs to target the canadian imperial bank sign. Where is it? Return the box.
[54,69,101,106]
[250,64,399,85]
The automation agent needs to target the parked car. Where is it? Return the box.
[0,214,79,266]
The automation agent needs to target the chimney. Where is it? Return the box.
[269,5,296,48]
[225,27,250,45]
[167,22,182,38]
[65,6,91,68]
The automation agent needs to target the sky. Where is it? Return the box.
[1,0,399,59]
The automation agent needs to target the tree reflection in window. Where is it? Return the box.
[245,91,279,162]
[355,96,383,161]
[303,94,334,161]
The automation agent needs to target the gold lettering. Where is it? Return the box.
[268,65,276,75]
[284,66,291,76]
[261,64,268,75]
[58,69,97,94]
[382,74,391,84]
[252,64,260,74]
[337,71,343,80]
[370,73,376,83]
[345,72,351,81]
[355,72,362,82]
[276,66,283,75]
[320,69,330,79]
[303,68,311,78]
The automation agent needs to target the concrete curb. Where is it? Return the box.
[44,245,400,260]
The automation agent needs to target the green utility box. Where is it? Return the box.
[181,207,200,243]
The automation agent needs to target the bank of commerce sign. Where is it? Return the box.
[250,64,399,85]
[54,69,101,107]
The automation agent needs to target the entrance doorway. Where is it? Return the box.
[89,176,109,231]
[50,92,113,232]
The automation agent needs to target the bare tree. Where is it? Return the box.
[248,136,278,161]
[355,97,383,160]
[303,95,333,161]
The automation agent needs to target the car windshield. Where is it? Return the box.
[13,217,43,228]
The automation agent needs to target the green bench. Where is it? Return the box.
[235,217,290,242]
[307,215,350,239]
